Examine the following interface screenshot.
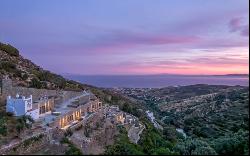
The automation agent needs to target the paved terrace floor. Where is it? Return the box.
[39,91,91,127]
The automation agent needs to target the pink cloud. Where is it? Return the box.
[229,17,249,37]
[103,55,249,75]
[81,30,200,53]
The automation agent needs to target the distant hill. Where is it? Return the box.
[212,74,249,77]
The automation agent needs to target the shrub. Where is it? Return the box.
[0,42,19,57]
[21,73,29,80]
[60,137,70,144]
[64,129,73,137]
[6,112,14,117]
[65,144,82,155]
[60,137,82,155]
[75,125,83,131]
[0,61,16,72]
[30,78,42,89]
[0,117,7,136]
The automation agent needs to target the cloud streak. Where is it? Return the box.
[229,17,249,37]
[0,0,248,75]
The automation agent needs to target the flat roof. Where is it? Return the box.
[40,92,93,125]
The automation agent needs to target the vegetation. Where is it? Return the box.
[115,85,249,155]
[30,78,42,89]
[94,89,146,119]
[0,116,7,136]
[0,42,19,57]
[210,129,249,155]
[16,115,34,134]
[104,127,144,155]
[61,137,82,155]
[174,138,217,155]
[105,120,179,155]
[22,134,44,147]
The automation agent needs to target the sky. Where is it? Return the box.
[0,0,249,75]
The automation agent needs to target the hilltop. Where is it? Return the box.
[0,42,91,91]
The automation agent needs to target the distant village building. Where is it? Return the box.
[104,105,139,125]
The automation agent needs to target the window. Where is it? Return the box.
[67,115,74,122]
[39,105,46,114]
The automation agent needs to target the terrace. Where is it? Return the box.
[38,91,92,127]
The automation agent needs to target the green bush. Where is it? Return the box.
[0,117,7,136]
[21,73,29,80]
[30,78,42,89]
[16,115,34,133]
[0,61,16,72]
[0,42,19,57]
[60,137,82,155]
[60,137,70,144]
[66,144,82,155]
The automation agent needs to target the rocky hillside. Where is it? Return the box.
[0,42,90,91]
[0,42,148,154]
[0,42,146,117]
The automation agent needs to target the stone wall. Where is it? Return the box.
[0,78,82,102]
[0,129,65,155]
[1,78,58,101]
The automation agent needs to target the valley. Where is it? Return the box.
[111,84,249,155]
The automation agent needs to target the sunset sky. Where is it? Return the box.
[0,0,249,75]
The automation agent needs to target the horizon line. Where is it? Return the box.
[61,73,249,77]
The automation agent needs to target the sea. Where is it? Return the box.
[63,74,249,88]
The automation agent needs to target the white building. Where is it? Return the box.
[6,94,54,120]
[6,94,33,117]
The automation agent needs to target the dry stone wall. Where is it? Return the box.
[0,78,82,102]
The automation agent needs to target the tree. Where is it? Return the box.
[16,115,34,133]
[174,138,217,155]
[192,146,217,155]
[151,147,178,155]
[163,126,177,143]
[210,129,249,155]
